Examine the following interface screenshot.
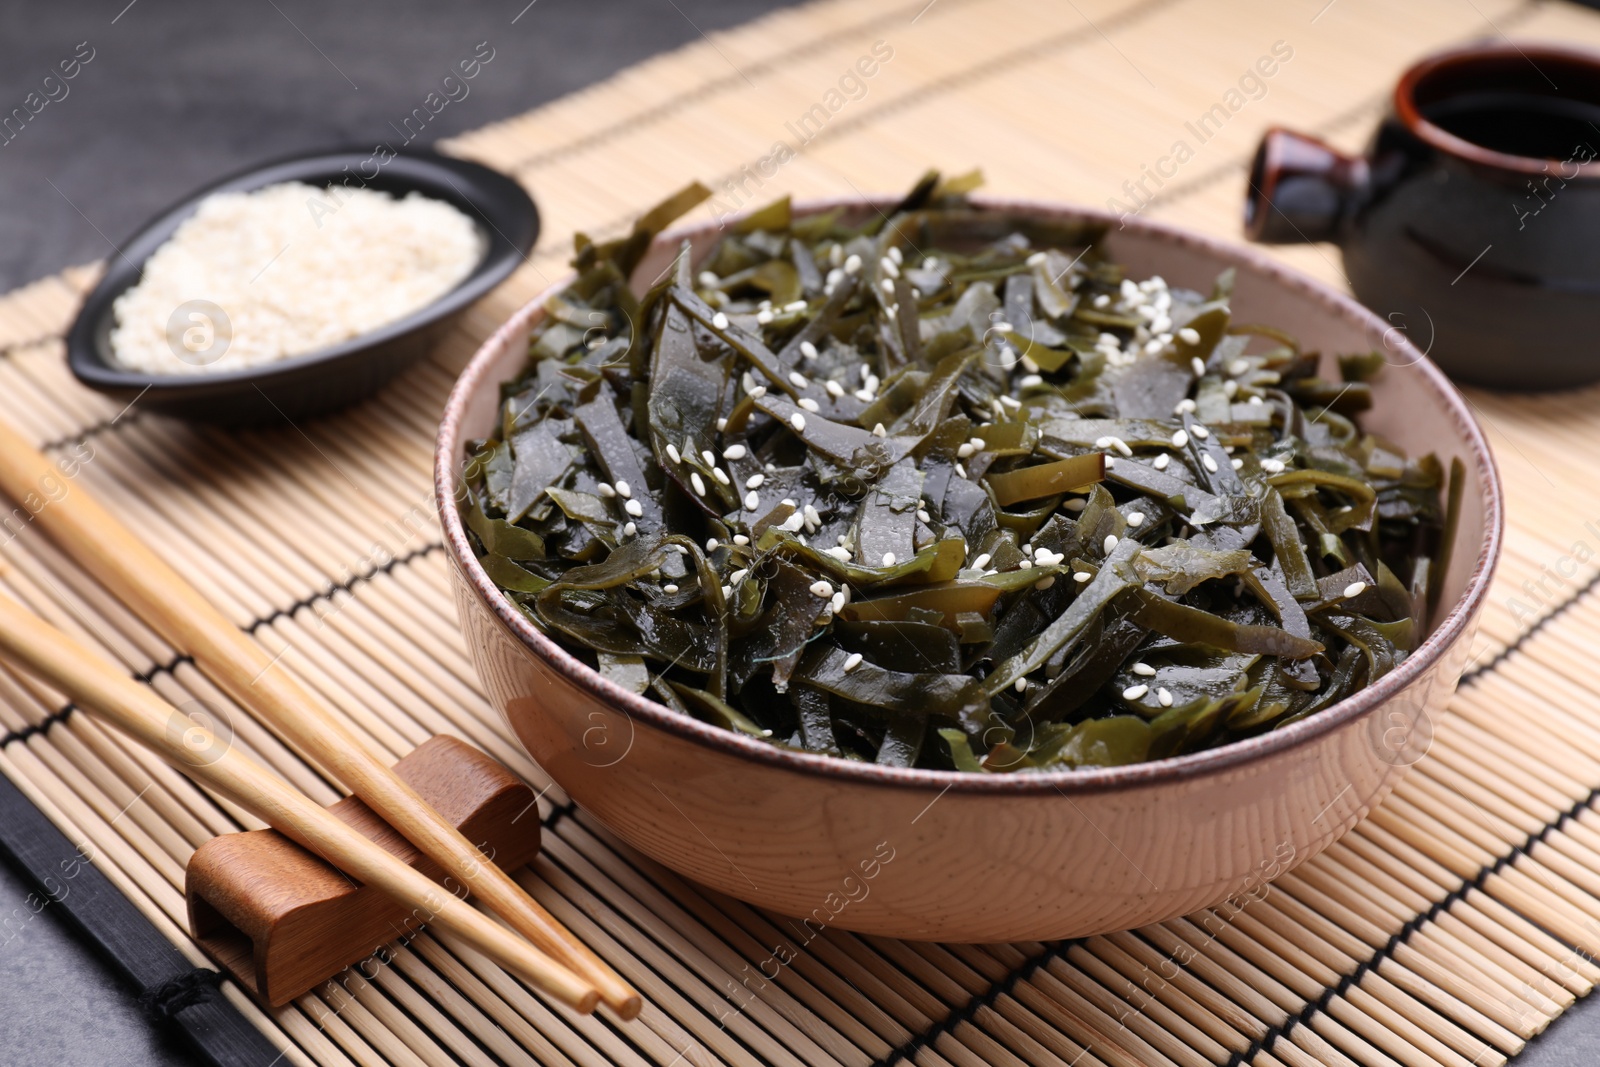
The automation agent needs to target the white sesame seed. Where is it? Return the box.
[1026,251,1047,266]
[957,443,975,459]
[918,509,931,522]
[698,271,719,288]
[614,480,631,498]
[716,417,728,431]
[881,552,896,567]
[800,340,819,360]
[1261,458,1286,474]
[713,468,731,485]
[805,503,821,526]
[712,311,730,329]
[663,583,679,594]
[730,568,749,585]
[624,498,644,517]
[1110,436,1133,458]
[745,491,760,510]
[746,473,765,489]
[843,652,864,672]
[1122,684,1149,700]
[666,444,682,464]
[831,592,846,613]
[1153,454,1170,470]
[877,278,894,294]
[1073,571,1092,582]
[1191,356,1207,377]
[1020,374,1044,387]
[844,254,862,274]
[1104,534,1119,553]
[689,472,706,496]
[825,379,844,398]
[1231,458,1244,470]
[1127,511,1146,527]
[757,310,774,325]
[1104,456,1117,469]
[623,521,637,537]
[1170,430,1189,449]
[722,444,747,461]
[789,371,809,389]
[798,397,820,412]
[1178,327,1201,345]
[1036,576,1056,590]
[749,385,767,399]
[700,449,716,466]
[1343,581,1367,598]
[784,300,807,312]
[597,482,615,497]
[1174,398,1197,414]
[881,258,899,278]
[721,584,733,599]
[888,246,903,265]
[1015,676,1029,693]
[1157,687,1174,707]
[855,388,875,402]
[1020,559,1033,570]
[1065,498,1087,512]
[1202,454,1219,473]
[825,546,852,561]
[1093,294,1111,308]
[810,580,834,598]
[790,412,807,432]
[706,539,721,553]
[1132,661,1156,676]
[955,462,968,478]
[1228,358,1250,377]
[872,423,887,437]
[1192,424,1210,440]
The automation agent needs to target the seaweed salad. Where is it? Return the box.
[462,171,1450,772]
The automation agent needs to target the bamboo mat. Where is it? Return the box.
[6,0,1600,1064]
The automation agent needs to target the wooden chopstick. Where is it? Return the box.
[0,591,600,1012]
[0,417,641,1019]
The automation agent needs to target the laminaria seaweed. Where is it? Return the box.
[462,171,1452,772]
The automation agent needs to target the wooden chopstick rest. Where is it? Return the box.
[187,736,542,1006]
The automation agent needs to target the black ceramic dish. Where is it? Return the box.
[66,148,538,423]
[1245,43,1600,391]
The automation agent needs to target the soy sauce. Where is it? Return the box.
[1421,90,1600,159]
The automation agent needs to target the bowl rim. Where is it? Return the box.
[435,193,1503,797]
[67,146,538,397]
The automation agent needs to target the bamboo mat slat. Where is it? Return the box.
[6,0,1600,1063]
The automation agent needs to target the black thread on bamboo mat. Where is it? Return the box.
[0,653,195,746]
[137,967,223,1022]
[38,410,145,453]
[244,540,442,634]
[1216,784,1600,1066]
[0,702,77,746]
[1461,565,1600,687]
[872,943,1061,1067]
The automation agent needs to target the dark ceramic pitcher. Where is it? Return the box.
[1245,43,1600,390]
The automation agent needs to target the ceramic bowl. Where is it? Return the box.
[435,196,1502,942]
[68,148,537,424]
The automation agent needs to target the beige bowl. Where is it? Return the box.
[435,197,1502,942]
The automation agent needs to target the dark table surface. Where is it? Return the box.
[1,1,1598,1064]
